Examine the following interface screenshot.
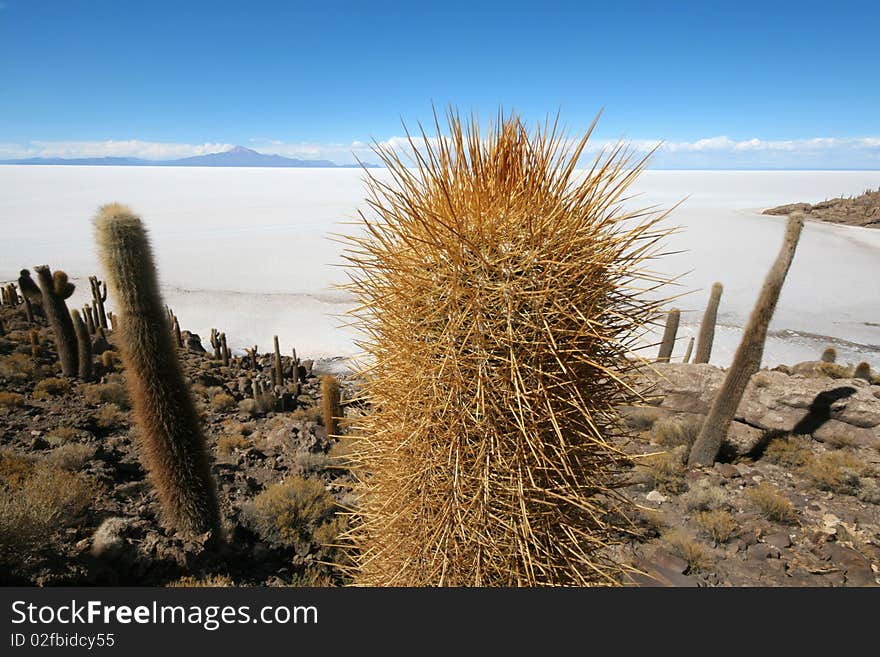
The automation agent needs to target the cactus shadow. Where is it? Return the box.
[742,386,857,461]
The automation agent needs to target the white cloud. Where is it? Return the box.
[0,140,234,160]
[2,135,879,169]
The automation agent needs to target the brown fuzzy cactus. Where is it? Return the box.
[70,309,94,381]
[820,347,837,363]
[342,110,674,586]
[689,215,804,466]
[33,266,78,377]
[94,203,220,534]
[320,374,340,437]
[657,308,680,363]
[694,282,723,364]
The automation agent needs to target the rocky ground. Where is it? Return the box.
[1,301,878,587]
[763,186,880,228]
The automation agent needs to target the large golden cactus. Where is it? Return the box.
[343,111,674,586]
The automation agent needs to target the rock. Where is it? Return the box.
[747,543,775,560]
[812,420,879,448]
[29,436,49,450]
[646,490,668,504]
[722,422,764,456]
[819,543,876,586]
[182,331,207,353]
[764,532,792,549]
[715,463,741,479]
[651,549,689,575]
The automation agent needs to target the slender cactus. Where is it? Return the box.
[172,316,182,349]
[689,215,804,466]
[70,309,94,381]
[220,332,229,366]
[209,329,222,360]
[83,304,96,334]
[273,335,283,387]
[34,266,78,377]
[321,374,341,437]
[29,328,40,357]
[94,203,220,534]
[656,308,680,363]
[682,336,694,363]
[694,282,723,364]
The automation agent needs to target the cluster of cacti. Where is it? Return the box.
[657,307,680,362]
[89,276,109,329]
[95,203,220,534]
[688,215,804,466]
[33,265,79,377]
[1,282,19,306]
[209,328,230,365]
[694,282,723,364]
[343,111,673,586]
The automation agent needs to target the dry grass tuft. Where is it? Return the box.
[0,391,25,408]
[342,110,676,585]
[799,451,871,496]
[682,478,727,512]
[622,406,661,431]
[661,530,710,570]
[695,510,738,543]
[746,483,798,523]
[632,450,688,493]
[651,416,701,449]
[209,392,236,412]
[82,381,130,408]
[46,443,95,470]
[217,433,249,456]
[33,377,71,399]
[167,574,234,587]
[762,436,812,467]
[95,403,125,429]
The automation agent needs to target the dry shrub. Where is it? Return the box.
[167,574,234,587]
[217,433,249,456]
[695,510,738,543]
[83,382,130,408]
[291,405,322,423]
[294,451,331,475]
[241,477,338,552]
[342,111,674,586]
[815,362,852,379]
[746,483,798,523]
[96,403,124,429]
[799,451,870,496]
[652,416,701,449]
[210,392,236,412]
[0,353,37,380]
[238,398,258,417]
[632,449,687,493]
[661,530,710,570]
[33,377,71,399]
[0,391,24,408]
[0,453,95,565]
[682,478,727,512]
[762,436,812,467]
[623,406,661,431]
[45,426,82,445]
[46,443,95,470]
[751,371,773,388]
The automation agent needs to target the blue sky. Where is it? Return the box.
[1,0,878,168]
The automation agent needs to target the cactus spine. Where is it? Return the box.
[70,309,94,381]
[683,336,694,363]
[657,307,680,362]
[694,282,723,364]
[34,266,78,377]
[343,111,674,585]
[320,374,340,437]
[94,203,220,534]
[689,215,804,466]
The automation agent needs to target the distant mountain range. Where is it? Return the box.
[0,145,378,168]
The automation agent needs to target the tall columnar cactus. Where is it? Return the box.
[94,203,220,534]
[689,215,804,466]
[83,304,96,334]
[33,266,78,377]
[320,374,340,437]
[343,111,674,586]
[29,328,40,357]
[220,332,229,366]
[273,335,284,387]
[694,282,723,364]
[657,307,680,363]
[683,336,694,363]
[89,276,109,330]
[210,329,222,360]
[70,309,93,381]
